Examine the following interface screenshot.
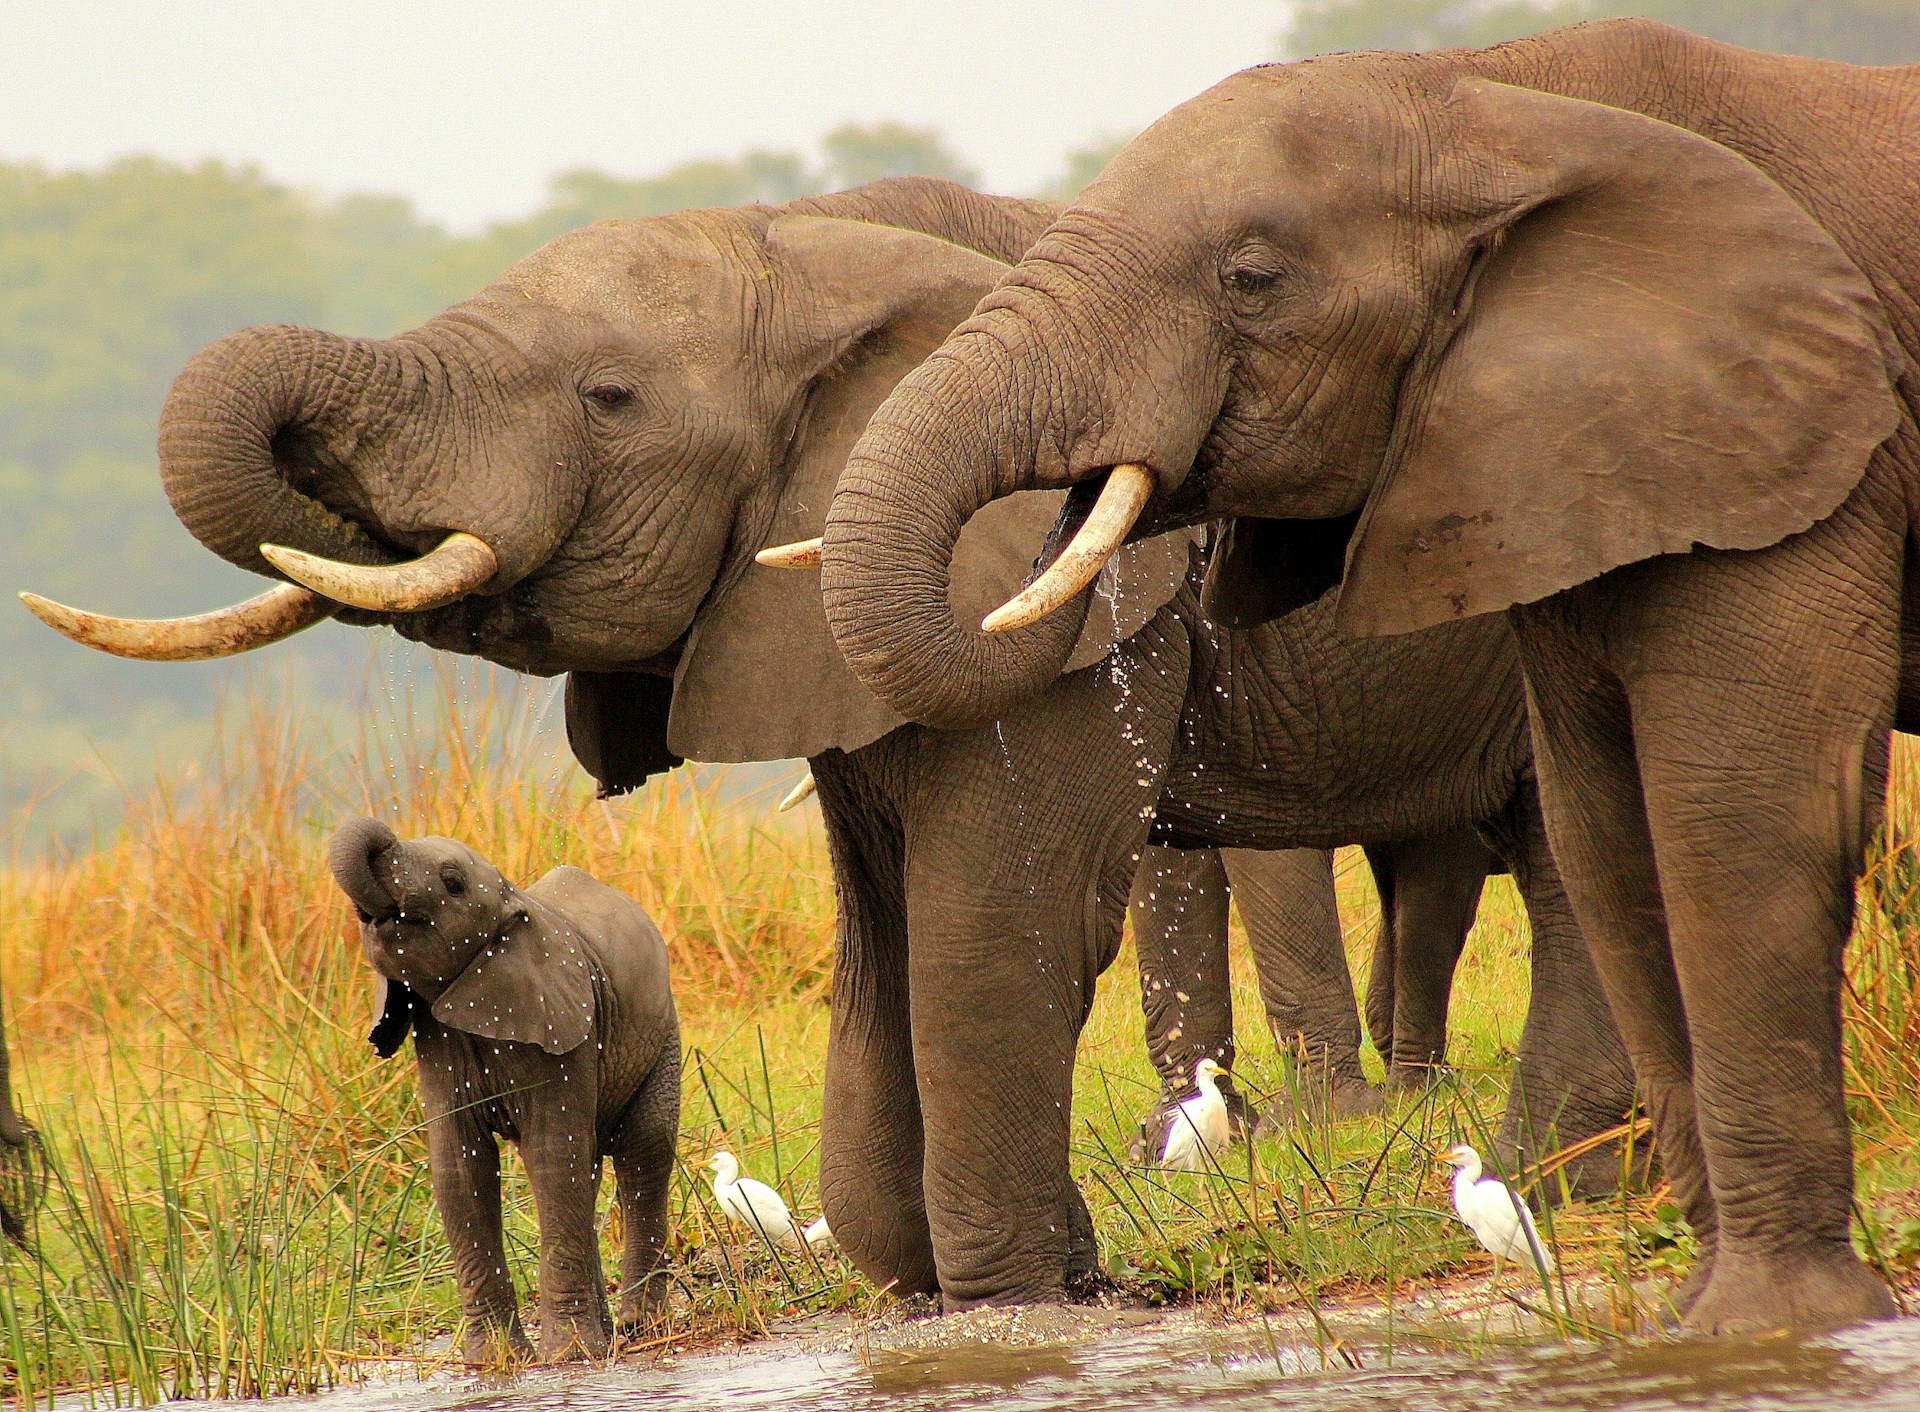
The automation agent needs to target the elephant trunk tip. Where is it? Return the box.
[328,815,402,922]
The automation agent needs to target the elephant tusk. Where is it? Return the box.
[776,772,818,812]
[18,583,337,661]
[980,463,1156,634]
[260,531,498,613]
[755,537,823,570]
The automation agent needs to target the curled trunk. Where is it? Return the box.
[329,816,401,921]
[821,334,1089,729]
[159,325,407,579]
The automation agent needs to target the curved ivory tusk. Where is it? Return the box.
[980,464,1156,634]
[755,537,823,570]
[260,531,498,613]
[777,772,818,812]
[18,583,336,661]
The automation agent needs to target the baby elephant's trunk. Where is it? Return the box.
[329,816,401,920]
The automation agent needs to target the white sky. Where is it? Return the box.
[0,1,1293,230]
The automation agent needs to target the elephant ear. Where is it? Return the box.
[564,670,683,798]
[429,896,594,1056]
[1333,78,1905,638]
[368,979,417,1059]
[667,216,1193,763]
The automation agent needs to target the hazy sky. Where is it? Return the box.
[1,1,1291,229]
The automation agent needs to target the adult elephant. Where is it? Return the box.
[818,23,1914,1332]
[20,178,1629,1308]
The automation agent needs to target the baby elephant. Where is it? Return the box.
[329,817,680,1363]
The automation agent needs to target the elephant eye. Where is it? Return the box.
[583,382,633,408]
[440,864,467,896]
[1223,264,1281,296]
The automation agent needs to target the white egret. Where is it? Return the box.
[1160,1057,1232,1171]
[708,1151,810,1250]
[803,1215,835,1249]
[1437,1143,1555,1278]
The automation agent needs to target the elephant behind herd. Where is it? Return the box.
[16,16,1913,1337]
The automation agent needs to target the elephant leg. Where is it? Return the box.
[423,1109,530,1363]
[1515,626,1718,1306]
[1517,471,1903,1333]
[1364,831,1491,1088]
[521,1115,612,1361]
[1221,847,1382,1129]
[904,619,1186,1307]
[810,748,938,1296]
[609,1048,681,1329]
[1126,845,1250,1161]
[1478,781,1639,1200]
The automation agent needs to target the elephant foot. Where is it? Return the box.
[1493,1129,1641,1204]
[462,1314,533,1367]
[1253,1077,1383,1136]
[1064,1188,1113,1300]
[535,1304,612,1363]
[1681,1242,1894,1335]
[1128,1083,1252,1163]
[615,1275,670,1335]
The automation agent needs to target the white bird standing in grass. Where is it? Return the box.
[1160,1057,1232,1171]
[1437,1143,1555,1279]
[708,1151,814,1251]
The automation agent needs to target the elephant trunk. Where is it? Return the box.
[329,816,402,922]
[159,324,406,580]
[821,317,1091,730]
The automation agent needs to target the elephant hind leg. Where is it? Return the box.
[1364,831,1491,1088]
[610,1047,681,1329]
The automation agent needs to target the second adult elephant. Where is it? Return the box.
[25,178,1630,1306]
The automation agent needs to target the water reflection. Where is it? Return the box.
[248,1313,1920,1412]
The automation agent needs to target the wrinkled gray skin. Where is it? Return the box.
[328,817,679,1363]
[117,178,1628,1311]
[822,22,1916,1331]
[1131,833,1502,1160]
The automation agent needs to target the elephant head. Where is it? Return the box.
[820,45,1906,725]
[329,815,593,1057]
[24,178,1191,787]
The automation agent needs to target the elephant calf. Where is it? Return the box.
[329,818,680,1363]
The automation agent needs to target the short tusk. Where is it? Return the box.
[260,531,498,613]
[756,537,823,570]
[980,463,1156,633]
[18,583,336,661]
[777,772,818,812]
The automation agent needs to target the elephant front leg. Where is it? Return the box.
[905,626,1185,1306]
[1127,845,1252,1160]
[423,1110,531,1364]
[812,750,939,1296]
[1478,783,1639,1200]
[518,1062,614,1361]
[1221,847,1382,1129]
[1362,832,1490,1088]
[610,1048,681,1330]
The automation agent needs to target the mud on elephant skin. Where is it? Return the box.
[823,22,1916,1332]
[330,817,680,1363]
[29,176,1628,1307]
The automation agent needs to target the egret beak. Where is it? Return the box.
[260,531,498,613]
[980,463,1155,633]
[755,537,823,569]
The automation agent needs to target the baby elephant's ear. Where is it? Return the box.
[429,903,594,1055]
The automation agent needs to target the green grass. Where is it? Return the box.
[2,680,1919,1402]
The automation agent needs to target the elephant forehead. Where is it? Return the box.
[490,214,769,362]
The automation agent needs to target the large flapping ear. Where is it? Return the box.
[429,897,594,1055]
[668,216,1192,762]
[564,670,683,798]
[1335,78,1905,638]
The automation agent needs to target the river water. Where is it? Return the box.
[274,1303,1920,1412]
